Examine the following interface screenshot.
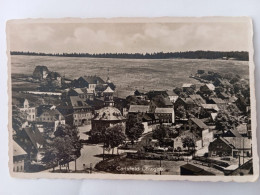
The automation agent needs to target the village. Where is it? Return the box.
[12,65,253,176]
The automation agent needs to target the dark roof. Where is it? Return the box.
[224,129,242,137]
[81,76,105,84]
[190,118,208,129]
[211,98,226,104]
[129,105,150,113]
[181,164,215,175]
[179,97,195,105]
[189,95,206,106]
[37,105,54,116]
[24,126,45,150]
[69,96,91,108]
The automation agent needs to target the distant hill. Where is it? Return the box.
[10,50,249,61]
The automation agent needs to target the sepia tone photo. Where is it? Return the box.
[7,17,258,181]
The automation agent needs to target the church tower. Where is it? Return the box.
[103,86,114,106]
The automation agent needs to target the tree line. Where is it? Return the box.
[10,50,249,61]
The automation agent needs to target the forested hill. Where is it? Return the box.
[10,51,249,61]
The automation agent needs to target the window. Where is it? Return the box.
[20,166,23,171]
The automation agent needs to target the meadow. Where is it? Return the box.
[11,55,249,98]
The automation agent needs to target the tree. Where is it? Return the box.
[182,136,195,151]
[175,106,187,119]
[215,110,239,133]
[12,105,27,133]
[104,124,126,155]
[42,124,82,172]
[152,125,178,145]
[126,115,144,146]
[173,87,183,95]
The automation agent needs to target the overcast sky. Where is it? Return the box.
[8,21,250,53]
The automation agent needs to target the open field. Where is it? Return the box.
[11,55,249,98]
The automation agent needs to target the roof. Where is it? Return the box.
[201,104,219,111]
[37,104,54,116]
[155,107,173,114]
[40,109,65,120]
[205,84,215,91]
[166,90,178,96]
[211,98,226,104]
[190,118,208,129]
[73,88,84,94]
[237,123,248,134]
[225,129,242,137]
[219,92,229,98]
[69,96,90,108]
[210,113,218,121]
[181,164,215,175]
[182,83,193,88]
[13,140,27,156]
[93,106,126,121]
[24,126,45,150]
[216,78,231,86]
[189,95,206,105]
[81,76,105,84]
[224,137,251,149]
[179,97,195,105]
[103,86,114,93]
[129,105,150,113]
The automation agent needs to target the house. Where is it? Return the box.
[141,113,160,134]
[134,89,148,100]
[17,98,36,121]
[14,126,45,161]
[128,105,150,114]
[32,65,49,80]
[208,137,252,157]
[91,106,126,135]
[66,88,95,100]
[66,96,93,126]
[13,140,27,172]
[189,95,206,106]
[36,106,66,131]
[74,76,106,91]
[200,104,219,118]
[209,98,227,109]
[174,97,196,110]
[200,84,215,95]
[146,90,168,100]
[188,118,213,147]
[182,83,195,92]
[154,107,175,124]
[166,91,179,103]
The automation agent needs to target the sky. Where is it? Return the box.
[8,21,250,54]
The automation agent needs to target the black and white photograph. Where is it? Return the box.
[7,17,258,181]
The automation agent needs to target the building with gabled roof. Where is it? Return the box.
[14,125,45,161]
[209,137,252,157]
[189,94,206,106]
[154,107,175,124]
[128,105,150,113]
[13,140,27,172]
